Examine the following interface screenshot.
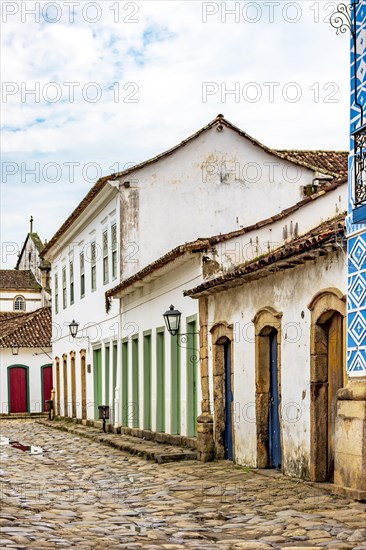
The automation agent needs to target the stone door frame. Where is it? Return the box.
[210,322,234,460]
[308,288,346,481]
[253,306,283,469]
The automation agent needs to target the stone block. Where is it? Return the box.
[334,388,366,500]
[337,399,366,420]
[310,354,328,382]
[197,422,213,435]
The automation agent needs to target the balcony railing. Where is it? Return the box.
[354,126,366,206]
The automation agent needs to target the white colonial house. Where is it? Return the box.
[107,168,347,478]
[41,115,349,466]
[0,221,52,414]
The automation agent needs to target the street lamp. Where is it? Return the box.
[69,320,79,339]
[11,342,19,356]
[163,305,182,336]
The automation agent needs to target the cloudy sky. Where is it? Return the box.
[1,0,350,267]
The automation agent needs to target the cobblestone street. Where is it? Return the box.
[0,420,365,550]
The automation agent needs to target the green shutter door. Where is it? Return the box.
[121,341,128,426]
[132,336,139,428]
[105,345,110,406]
[93,349,102,419]
[186,318,197,436]
[156,329,165,432]
[170,333,181,434]
[143,333,152,430]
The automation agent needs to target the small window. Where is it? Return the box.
[91,242,96,291]
[55,274,59,314]
[103,229,109,284]
[14,295,25,311]
[111,223,117,280]
[80,252,85,298]
[70,261,74,305]
[62,267,67,309]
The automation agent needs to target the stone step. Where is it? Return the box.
[36,419,198,463]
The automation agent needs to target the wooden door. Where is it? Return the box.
[93,349,102,419]
[71,355,76,418]
[327,312,344,481]
[9,367,28,413]
[56,359,60,415]
[132,337,139,428]
[269,330,281,469]
[156,329,165,432]
[42,365,53,411]
[121,341,128,426]
[224,340,233,460]
[63,356,68,417]
[186,319,197,437]
[144,333,152,430]
[170,333,180,434]
[80,353,87,419]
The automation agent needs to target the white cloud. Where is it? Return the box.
[1,0,350,266]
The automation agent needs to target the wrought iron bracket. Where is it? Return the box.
[354,125,366,206]
[330,2,356,38]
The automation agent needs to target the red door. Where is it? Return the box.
[9,367,28,413]
[42,365,53,411]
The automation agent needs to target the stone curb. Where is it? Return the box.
[36,419,198,464]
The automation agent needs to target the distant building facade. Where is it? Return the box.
[0,219,52,414]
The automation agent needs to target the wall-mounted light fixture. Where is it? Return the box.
[163,305,182,336]
[69,320,79,339]
[11,342,19,356]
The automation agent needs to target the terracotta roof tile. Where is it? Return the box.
[0,270,40,291]
[0,306,52,348]
[275,150,348,177]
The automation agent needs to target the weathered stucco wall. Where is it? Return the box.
[118,124,318,278]
[206,250,346,478]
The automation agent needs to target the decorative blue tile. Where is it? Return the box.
[347,3,366,376]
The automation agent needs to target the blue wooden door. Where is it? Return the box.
[269,330,281,468]
[224,341,233,460]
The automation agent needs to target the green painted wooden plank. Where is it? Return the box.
[170,333,181,434]
[186,319,197,436]
[132,336,139,428]
[121,341,128,426]
[93,349,102,419]
[105,345,110,406]
[112,343,117,411]
[156,329,165,432]
[143,333,152,430]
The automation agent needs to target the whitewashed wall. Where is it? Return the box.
[119,255,202,435]
[213,184,347,274]
[0,290,42,313]
[48,186,120,419]
[118,124,318,278]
